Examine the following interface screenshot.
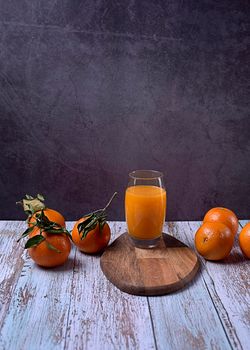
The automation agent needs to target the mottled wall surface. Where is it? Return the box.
[0,1,249,220]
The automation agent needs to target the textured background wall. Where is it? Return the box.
[0,1,249,221]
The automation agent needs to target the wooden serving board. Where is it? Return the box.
[100,232,199,296]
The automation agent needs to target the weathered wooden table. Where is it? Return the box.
[0,221,249,350]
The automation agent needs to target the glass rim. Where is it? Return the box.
[129,169,164,180]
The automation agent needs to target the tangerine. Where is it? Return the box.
[195,222,234,260]
[28,227,71,267]
[17,194,66,228]
[29,209,65,228]
[72,217,111,254]
[72,192,117,254]
[239,223,250,259]
[203,207,238,236]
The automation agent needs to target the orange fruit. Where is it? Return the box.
[28,227,71,267]
[17,194,66,228]
[195,222,234,260]
[29,209,65,228]
[203,207,238,236]
[239,223,250,259]
[72,192,116,254]
[72,217,111,254]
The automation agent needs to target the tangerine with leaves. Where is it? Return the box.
[195,222,234,261]
[17,210,71,267]
[239,223,250,259]
[203,207,238,236]
[28,228,71,267]
[29,209,65,228]
[17,194,65,228]
[72,192,117,254]
[72,217,111,254]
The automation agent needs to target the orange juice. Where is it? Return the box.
[125,185,166,240]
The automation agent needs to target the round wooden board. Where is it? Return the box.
[100,233,199,296]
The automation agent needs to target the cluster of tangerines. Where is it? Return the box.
[17,196,250,268]
[195,207,250,260]
[17,194,116,268]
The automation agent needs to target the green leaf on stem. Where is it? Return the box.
[77,192,117,240]
[18,208,72,251]
[78,213,98,240]
[17,226,34,242]
[25,235,45,249]
[99,219,106,233]
[46,241,61,253]
[44,228,66,234]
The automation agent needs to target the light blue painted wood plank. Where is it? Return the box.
[239,220,249,228]
[0,222,76,350]
[0,221,26,329]
[179,221,249,350]
[148,221,232,350]
[64,222,156,350]
[1,220,249,350]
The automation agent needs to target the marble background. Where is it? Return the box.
[0,1,249,220]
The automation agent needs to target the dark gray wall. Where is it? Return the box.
[0,1,249,221]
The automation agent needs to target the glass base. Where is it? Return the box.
[128,235,161,249]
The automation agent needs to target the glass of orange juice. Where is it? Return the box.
[125,170,166,248]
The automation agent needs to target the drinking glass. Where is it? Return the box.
[125,170,166,248]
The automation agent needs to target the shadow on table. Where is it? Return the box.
[34,256,79,273]
[208,248,246,265]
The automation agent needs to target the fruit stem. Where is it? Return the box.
[102,192,117,212]
[82,192,118,219]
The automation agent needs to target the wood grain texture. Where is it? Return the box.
[148,222,232,350]
[64,222,156,350]
[101,232,199,296]
[179,221,250,350]
[0,222,76,350]
[0,221,26,330]
[0,220,249,350]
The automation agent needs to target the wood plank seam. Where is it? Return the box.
[63,221,157,350]
[1,221,248,350]
[147,222,231,350]
[0,221,78,350]
[200,268,242,350]
[186,222,243,350]
[146,297,158,350]
[63,246,77,350]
